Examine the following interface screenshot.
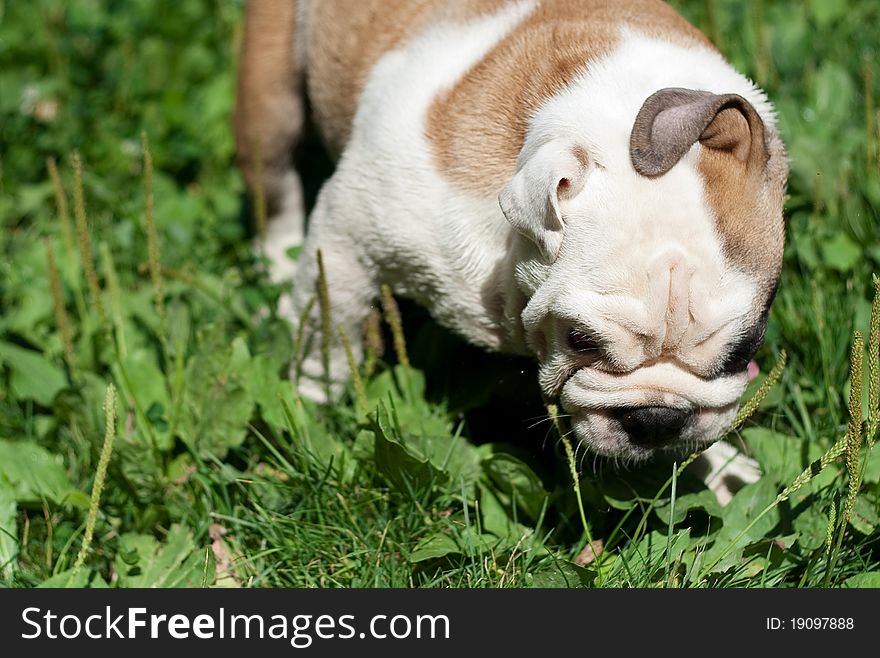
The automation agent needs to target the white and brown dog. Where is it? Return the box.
[234,0,786,491]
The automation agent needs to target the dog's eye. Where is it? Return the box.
[567,328,603,364]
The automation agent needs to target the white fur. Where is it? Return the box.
[283,4,775,461]
[690,440,762,506]
[263,171,305,280]
[499,139,590,260]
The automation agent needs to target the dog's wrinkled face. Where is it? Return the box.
[500,88,787,461]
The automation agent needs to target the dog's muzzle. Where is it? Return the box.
[556,359,749,459]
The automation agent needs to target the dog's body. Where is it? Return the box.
[235,0,787,474]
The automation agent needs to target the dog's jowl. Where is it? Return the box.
[234,0,787,473]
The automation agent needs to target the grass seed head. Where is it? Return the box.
[47,157,74,256]
[732,350,787,429]
[45,239,75,372]
[293,294,317,383]
[363,307,383,378]
[71,383,117,582]
[71,151,106,328]
[381,284,410,371]
[316,250,332,395]
[141,131,167,348]
[825,498,837,557]
[339,325,368,420]
[868,276,880,439]
[843,331,864,525]
[100,241,127,359]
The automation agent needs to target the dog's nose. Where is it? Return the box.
[612,406,690,446]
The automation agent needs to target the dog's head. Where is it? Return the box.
[500,87,787,462]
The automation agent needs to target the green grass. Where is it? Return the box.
[1,0,879,588]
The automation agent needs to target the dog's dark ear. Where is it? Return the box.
[499,141,591,261]
[630,88,767,178]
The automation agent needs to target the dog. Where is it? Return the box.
[233,0,787,493]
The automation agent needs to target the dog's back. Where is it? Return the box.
[235,0,713,197]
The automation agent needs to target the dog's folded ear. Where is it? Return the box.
[499,141,592,261]
[630,87,767,178]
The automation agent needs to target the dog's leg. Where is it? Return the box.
[287,185,378,402]
[688,440,762,506]
[263,170,306,318]
[234,0,306,302]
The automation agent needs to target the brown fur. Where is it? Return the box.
[233,0,302,207]
[699,128,787,289]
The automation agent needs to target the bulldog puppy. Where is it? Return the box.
[234,0,787,473]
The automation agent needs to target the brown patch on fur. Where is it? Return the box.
[233,0,302,206]
[698,124,787,289]
[426,0,713,194]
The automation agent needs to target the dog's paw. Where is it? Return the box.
[290,357,347,405]
[294,373,332,405]
[263,170,306,282]
[688,440,762,506]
